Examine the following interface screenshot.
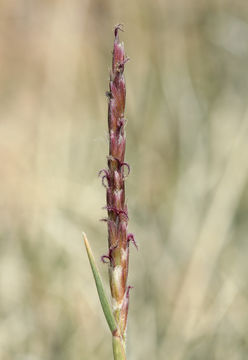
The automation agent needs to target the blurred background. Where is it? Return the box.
[1,0,248,359]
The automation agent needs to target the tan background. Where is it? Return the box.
[1,0,248,359]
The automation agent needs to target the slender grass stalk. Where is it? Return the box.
[83,25,135,360]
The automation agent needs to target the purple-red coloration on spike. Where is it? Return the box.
[100,25,134,342]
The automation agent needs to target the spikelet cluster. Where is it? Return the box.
[99,25,135,340]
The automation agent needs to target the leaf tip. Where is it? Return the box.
[82,232,89,248]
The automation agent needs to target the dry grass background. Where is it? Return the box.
[1,0,248,359]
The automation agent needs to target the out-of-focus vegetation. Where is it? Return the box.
[1,1,248,359]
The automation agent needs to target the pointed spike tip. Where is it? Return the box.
[114,23,124,38]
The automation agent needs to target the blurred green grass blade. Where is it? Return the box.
[83,233,117,334]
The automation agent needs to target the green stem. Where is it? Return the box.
[112,335,126,360]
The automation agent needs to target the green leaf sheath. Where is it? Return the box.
[83,233,117,334]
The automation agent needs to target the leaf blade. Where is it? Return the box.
[83,232,117,334]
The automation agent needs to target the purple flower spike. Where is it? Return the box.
[85,26,134,359]
[98,25,135,348]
